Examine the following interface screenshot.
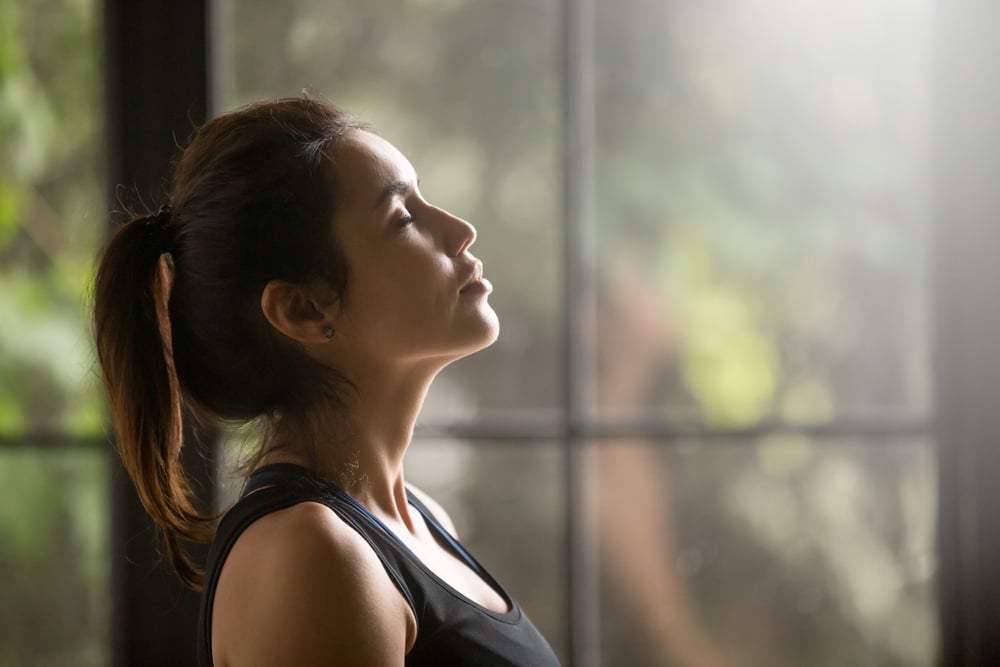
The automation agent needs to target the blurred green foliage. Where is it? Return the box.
[0,0,104,436]
[0,450,108,667]
[0,0,108,664]
[593,0,932,425]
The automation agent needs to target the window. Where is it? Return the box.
[214,1,937,665]
[0,0,109,664]
[11,1,993,665]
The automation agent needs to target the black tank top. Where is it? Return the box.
[197,463,561,666]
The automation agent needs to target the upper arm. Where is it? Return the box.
[212,501,415,667]
[406,484,461,539]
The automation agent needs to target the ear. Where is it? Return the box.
[260,280,336,344]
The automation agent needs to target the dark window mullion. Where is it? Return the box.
[0,435,108,449]
[563,0,599,664]
[103,1,215,665]
[932,1,1000,664]
[0,415,933,451]
[411,417,933,443]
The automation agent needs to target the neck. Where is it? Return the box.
[263,359,441,528]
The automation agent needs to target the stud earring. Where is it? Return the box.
[323,325,335,340]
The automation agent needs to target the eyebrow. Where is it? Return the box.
[372,181,413,210]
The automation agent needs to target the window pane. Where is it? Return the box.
[593,437,937,666]
[0,0,105,435]
[0,446,110,666]
[0,0,107,662]
[592,0,932,425]
[215,0,563,425]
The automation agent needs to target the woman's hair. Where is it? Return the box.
[93,97,365,588]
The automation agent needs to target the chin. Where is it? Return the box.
[479,306,501,347]
[452,307,500,359]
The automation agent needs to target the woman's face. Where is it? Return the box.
[327,130,499,368]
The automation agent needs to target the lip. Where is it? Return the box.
[460,262,492,294]
[460,277,493,295]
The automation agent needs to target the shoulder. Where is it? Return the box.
[406,484,461,538]
[212,500,416,667]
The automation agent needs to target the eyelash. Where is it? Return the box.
[398,214,415,228]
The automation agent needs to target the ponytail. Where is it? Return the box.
[93,209,212,589]
[93,99,363,588]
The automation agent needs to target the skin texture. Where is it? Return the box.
[211,130,503,666]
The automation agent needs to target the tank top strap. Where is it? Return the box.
[197,482,309,667]
[239,462,303,497]
[197,464,423,667]
[405,491,506,594]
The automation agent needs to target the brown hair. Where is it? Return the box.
[93,98,365,588]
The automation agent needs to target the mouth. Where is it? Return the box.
[460,262,493,294]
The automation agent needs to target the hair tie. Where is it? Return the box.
[144,204,175,253]
[144,204,172,227]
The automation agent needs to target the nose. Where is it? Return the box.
[436,206,477,256]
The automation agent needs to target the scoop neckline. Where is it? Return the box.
[246,463,522,624]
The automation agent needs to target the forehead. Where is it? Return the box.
[333,130,415,200]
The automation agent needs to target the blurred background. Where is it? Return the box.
[2,0,998,665]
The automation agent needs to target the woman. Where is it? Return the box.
[93,98,560,667]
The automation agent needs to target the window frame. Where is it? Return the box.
[70,0,998,664]
[931,0,1000,663]
[102,1,214,665]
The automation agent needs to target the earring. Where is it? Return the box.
[323,325,335,340]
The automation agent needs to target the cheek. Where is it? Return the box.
[339,233,458,342]
[350,260,446,330]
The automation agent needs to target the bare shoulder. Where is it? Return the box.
[212,501,416,667]
[406,484,461,539]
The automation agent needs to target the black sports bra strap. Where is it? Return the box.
[406,494,483,575]
[241,462,319,498]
